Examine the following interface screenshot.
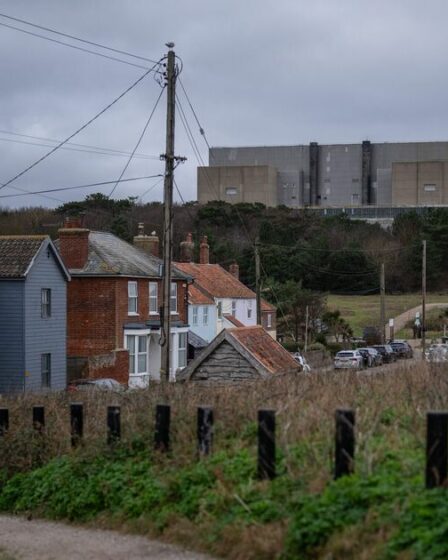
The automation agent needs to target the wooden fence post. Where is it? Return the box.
[335,408,355,479]
[198,406,213,456]
[258,409,276,480]
[70,403,83,447]
[107,406,120,444]
[33,406,45,432]
[426,412,448,489]
[0,408,8,436]
[154,404,170,452]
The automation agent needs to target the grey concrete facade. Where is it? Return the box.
[199,141,448,208]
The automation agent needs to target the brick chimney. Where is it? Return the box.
[180,232,194,263]
[229,261,239,280]
[58,216,89,270]
[133,223,159,258]
[199,235,209,264]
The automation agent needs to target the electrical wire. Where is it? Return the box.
[0,12,159,64]
[109,85,165,197]
[137,177,164,201]
[0,175,163,199]
[0,63,160,194]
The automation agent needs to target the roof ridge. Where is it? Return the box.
[0,235,48,240]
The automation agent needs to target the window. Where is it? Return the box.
[41,353,51,388]
[267,313,272,328]
[41,289,51,318]
[192,306,198,325]
[247,300,253,319]
[231,300,237,316]
[149,282,158,314]
[128,281,138,314]
[217,301,223,319]
[126,335,148,374]
[424,184,437,192]
[170,282,178,313]
[225,187,238,196]
[203,306,209,325]
[178,332,187,368]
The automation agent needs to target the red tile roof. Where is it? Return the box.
[261,298,275,312]
[229,326,299,374]
[224,314,245,327]
[189,284,214,305]
[175,262,255,299]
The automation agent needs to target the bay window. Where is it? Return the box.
[178,332,187,368]
[126,334,148,374]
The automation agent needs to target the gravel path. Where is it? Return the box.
[0,516,214,560]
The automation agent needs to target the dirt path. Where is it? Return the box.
[0,516,213,560]
[386,302,448,339]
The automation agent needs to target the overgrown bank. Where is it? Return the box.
[1,365,448,559]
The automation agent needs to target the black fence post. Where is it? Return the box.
[33,406,45,432]
[198,406,213,456]
[70,403,84,447]
[0,408,9,436]
[154,404,170,452]
[426,412,448,489]
[335,408,355,479]
[258,409,276,480]
[107,406,121,444]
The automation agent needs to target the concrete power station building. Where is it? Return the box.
[197,141,448,210]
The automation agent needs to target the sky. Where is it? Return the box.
[0,0,447,208]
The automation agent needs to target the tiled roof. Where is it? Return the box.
[56,231,190,279]
[175,262,255,298]
[188,331,208,349]
[261,298,275,312]
[189,284,214,305]
[223,314,245,327]
[0,236,47,278]
[229,326,299,374]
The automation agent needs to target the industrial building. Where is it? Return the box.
[197,141,448,208]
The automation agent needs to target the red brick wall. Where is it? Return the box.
[58,229,89,269]
[87,349,129,384]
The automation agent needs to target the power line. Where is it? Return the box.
[0,12,159,64]
[109,85,165,197]
[0,21,153,71]
[0,175,163,199]
[0,64,159,193]
[0,135,159,160]
[137,177,164,202]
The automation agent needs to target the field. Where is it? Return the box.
[1,364,448,559]
[327,292,448,337]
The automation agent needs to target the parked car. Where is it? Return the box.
[67,378,124,392]
[372,344,397,363]
[357,348,371,368]
[426,344,448,363]
[358,347,382,367]
[389,340,413,359]
[334,350,365,370]
[291,352,311,372]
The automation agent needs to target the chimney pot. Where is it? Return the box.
[229,261,239,280]
[180,232,195,263]
[199,235,209,265]
[134,228,159,258]
[138,222,145,236]
[58,218,90,269]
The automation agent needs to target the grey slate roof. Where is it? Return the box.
[188,330,208,349]
[56,231,190,280]
[0,236,47,278]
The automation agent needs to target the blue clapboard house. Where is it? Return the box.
[0,236,70,393]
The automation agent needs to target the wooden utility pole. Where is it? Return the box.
[422,239,427,360]
[380,263,386,343]
[304,305,309,352]
[160,47,176,383]
[255,237,262,325]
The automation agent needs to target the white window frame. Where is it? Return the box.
[170,282,178,314]
[203,306,209,325]
[128,281,138,315]
[217,301,223,319]
[267,313,272,328]
[149,282,158,315]
[192,306,198,325]
[41,288,51,318]
[231,300,237,316]
[247,300,253,319]
[225,186,238,196]
[125,332,149,375]
[178,332,187,368]
[41,353,51,388]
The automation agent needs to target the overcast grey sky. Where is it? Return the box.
[0,0,447,208]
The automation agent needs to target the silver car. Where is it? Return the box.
[334,350,364,369]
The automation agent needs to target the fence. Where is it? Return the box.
[0,404,447,488]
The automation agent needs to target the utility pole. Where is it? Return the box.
[255,237,262,325]
[422,239,427,360]
[160,46,177,383]
[304,305,309,352]
[380,263,386,343]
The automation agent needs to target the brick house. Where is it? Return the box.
[57,219,191,387]
[175,234,277,341]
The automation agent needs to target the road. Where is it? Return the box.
[0,516,213,560]
[386,302,448,339]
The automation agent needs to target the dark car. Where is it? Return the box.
[357,348,372,368]
[389,340,413,359]
[372,344,397,363]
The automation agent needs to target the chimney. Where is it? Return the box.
[180,232,195,262]
[229,261,239,280]
[58,216,89,270]
[199,235,209,264]
[133,223,159,258]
